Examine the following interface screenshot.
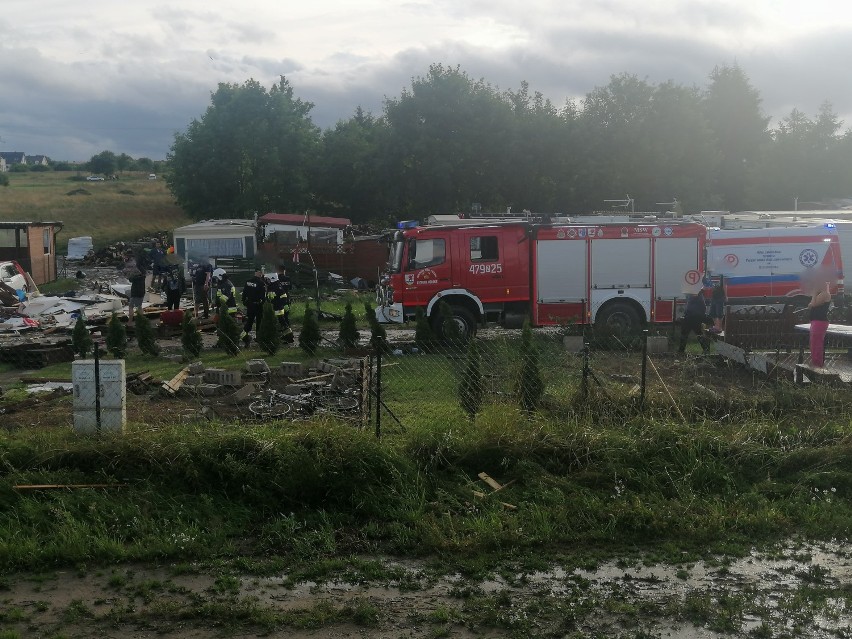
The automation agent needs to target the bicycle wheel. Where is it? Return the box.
[319,394,359,416]
[248,399,293,419]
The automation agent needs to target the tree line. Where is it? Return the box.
[166,64,852,224]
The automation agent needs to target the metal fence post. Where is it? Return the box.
[94,342,102,435]
[375,347,382,439]
[581,343,590,399]
[640,329,648,408]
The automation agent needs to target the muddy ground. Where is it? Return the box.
[1,540,850,638]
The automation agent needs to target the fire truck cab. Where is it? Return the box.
[376,220,708,337]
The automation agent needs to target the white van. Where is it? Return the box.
[148,174,157,180]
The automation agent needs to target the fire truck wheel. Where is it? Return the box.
[437,306,477,341]
[597,302,641,334]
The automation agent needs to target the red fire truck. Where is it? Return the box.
[375,220,710,337]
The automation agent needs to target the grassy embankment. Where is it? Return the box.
[0,171,193,252]
[1,328,852,634]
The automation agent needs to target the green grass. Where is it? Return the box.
[0,171,193,251]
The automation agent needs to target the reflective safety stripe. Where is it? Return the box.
[275,309,286,316]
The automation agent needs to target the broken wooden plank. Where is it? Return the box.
[478,472,504,491]
[161,366,190,395]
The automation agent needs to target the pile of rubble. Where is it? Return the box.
[161,357,367,423]
[71,232,171,267]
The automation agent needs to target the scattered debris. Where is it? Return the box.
[472,472,517,510]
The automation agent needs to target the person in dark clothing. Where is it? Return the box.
[150,240,167,291]
[708,275,726,334]
[678,290,711,354]
[240,267,266,345]
[265,271,294,343]
[163,262,186,311]
[191,261,213,319]
[212,268,238,315]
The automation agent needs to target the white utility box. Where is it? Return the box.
[72,359,126,434]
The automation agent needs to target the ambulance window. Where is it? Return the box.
[411,239,445,269]
[470,236,498,261]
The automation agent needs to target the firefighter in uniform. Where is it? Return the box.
[265,271,294,343]
[212,268,238,316]
[240,267,266,346]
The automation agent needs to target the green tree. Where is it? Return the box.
[0,173,8,187]
[299,304,321,355]
[516,319,544,414]
[105,312,127,358]
[338,302,359,348]
[257,301,280,355]
[458,337,483,420]
[134,157,154,172]
[72,317,92,358]
[88,150,118,176]
[315,108,393,222]
[181,312,203,358]
[381,64,517,215]
[116,153,133,173]
[702,64,770,211]
[216,302,242,355]
[135,312,160,356]
[168,77,321,219]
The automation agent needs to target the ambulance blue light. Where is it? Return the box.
[824,222,836,229]
[397,220,418,229]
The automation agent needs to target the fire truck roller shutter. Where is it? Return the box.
[595,300,643,334]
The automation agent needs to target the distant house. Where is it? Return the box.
[25,155,50,166]
[0,152,27,171]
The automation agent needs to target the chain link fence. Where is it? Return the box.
[5,300,852,431]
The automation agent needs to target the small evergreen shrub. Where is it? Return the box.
[181,312,203,358]
[216,302,241,355]
[363,302,388,352]
[414,307,435,352]
[338,302,359,348]
[458,338,483,420]
[299,304,321,355]
[135,312,160,356]
[516,318,544,414]
[72,316,93,358]
[437,301,462,345]
[257,301,280,355]
[105,312,127,358]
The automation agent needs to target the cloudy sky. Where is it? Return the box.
[2,0,850,162]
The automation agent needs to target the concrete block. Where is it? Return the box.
[646,336,669,354]
[188,361,205,375]
[280,362,304,378]
[245,359,271,375]
[225,384,258,405]
[198,383,222,397]
[204,368,225,383]
[217,370,242,386]
[184,374,205,387]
